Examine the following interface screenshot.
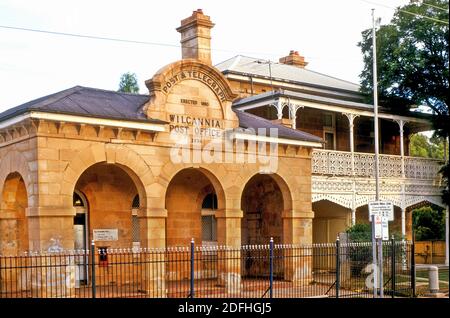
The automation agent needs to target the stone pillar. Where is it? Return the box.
[351,208,356,226]
[138,207,167,298]
[405,208,413,241]
[282,210,314,286]
[25,206,76,297]
[0,209,21,292]
[25,206,76,251]
[215,208,242,295]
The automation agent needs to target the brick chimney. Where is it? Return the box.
[279,50,308,68]
[176,9,215,65]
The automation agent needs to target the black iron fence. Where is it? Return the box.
[0,239,414,298]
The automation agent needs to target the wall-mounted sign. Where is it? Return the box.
[93,229,118,241]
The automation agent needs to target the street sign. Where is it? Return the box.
[373,215,389,240]
[374,215,382,239]
[369,201,394,221]
[381,217,389,240]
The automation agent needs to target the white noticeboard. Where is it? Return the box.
[369,201,394,221]
[93,229,118,241]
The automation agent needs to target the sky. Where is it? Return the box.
[0,0,411,113]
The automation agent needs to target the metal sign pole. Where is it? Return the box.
[371,8,383,298]
[378,237,384,297]
[371,214,378,298]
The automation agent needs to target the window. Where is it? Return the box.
[323,113,336,150]
[201,193,217,242]
[324,132,335,150]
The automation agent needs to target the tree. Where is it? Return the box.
[412,206,445,240]
[410,133,445,159]
[358,0,449,203]
[118,72,139,94]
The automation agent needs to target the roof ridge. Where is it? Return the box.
[76,85,149,97]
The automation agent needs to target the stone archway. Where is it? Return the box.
[240,173,292,279]
[241,173,292,246]
[74,163,141,249]
[0,172,29,255]
[165,167,225,247]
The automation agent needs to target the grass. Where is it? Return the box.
[415,268,449,294]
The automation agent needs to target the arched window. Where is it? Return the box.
[201,193,217,242]
[73,192,85,207]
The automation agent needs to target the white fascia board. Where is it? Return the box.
[234,94,430,125]
[280,98,430,124]
[0,112,166,132]
[0,113,30,130]
[233,132,323,148]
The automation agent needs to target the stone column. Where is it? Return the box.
[0,209,21,292]
[215,208,242,295]
[25,206,76,297]
[25,206,76,251]
[405,208,413,241]
[138,207,167,298]
[282,210,314,286]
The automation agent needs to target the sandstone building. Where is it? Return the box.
[0,10,445,292]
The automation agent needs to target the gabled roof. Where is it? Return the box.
[215,55,361,93]
[0,86,164,124]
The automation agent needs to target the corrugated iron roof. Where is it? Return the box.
[215,55,360,93]
[0,86,163,124]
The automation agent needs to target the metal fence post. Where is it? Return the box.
[336,236,340,298]
[91,240,96,299]
[391,235,395,298]
[269,237,274,299]
[411,235,416,297]
[190,238,195,298]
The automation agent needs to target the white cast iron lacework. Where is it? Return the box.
[312,149,442,180]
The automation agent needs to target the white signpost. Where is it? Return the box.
[369,201,394,222]
[369,201,394,298]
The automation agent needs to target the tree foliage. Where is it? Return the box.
[409,133,445,159]
[412,206,445,241]
[359,0,449,205]
[118,72,139,94]
[358,0,449,136]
